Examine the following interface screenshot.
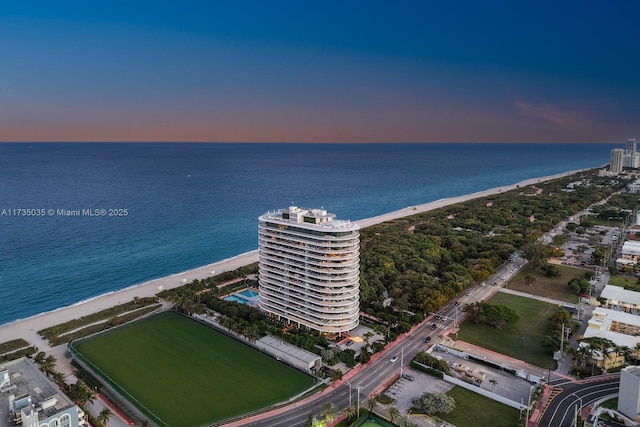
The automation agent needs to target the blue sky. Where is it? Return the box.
[2,1,639,142]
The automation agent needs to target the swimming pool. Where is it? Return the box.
[224,295,249,304]
[223,289,260,306]
[238,289,259,298]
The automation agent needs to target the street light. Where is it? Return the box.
[571,393,583,427]
[356,386,363,418]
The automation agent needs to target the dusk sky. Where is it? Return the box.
[2,2,639,143]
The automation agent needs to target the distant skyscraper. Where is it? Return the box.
[258,206,360,333]
[627,138,637,156]
[611,148,624,174]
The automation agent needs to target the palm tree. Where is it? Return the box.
[97,408,113,426]
[140,420,152,427]
[366,397,378,413]
[41,355,57,378]
[320,402,338,424]
[51,371,67,390]
[489,378,498,390]
[343,405,356,421]
[33,351,46,367]
[387,406,400,423]
[69,381,96,407]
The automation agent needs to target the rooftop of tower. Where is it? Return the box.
[260,206,359,230]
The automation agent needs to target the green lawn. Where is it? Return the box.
[440,386,521,427]
[608,275,638,288]
[74,312,314,426]
[508,264,582,303]
[457,293,557,368]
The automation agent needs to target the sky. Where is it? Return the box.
[1,1,639,143]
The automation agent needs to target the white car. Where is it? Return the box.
[390,356,399,363]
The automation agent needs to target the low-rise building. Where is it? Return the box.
[0,357,87,427]
[600,285,640,314]
[617,241,640,272]
[584,307,640,359]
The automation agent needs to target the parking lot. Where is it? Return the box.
[382,349,535,419]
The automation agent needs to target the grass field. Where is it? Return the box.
[74,312,314,426]
[440,386,521,427]
[608,275,638,288]
[457,293,557,368]
[508,264,583,303]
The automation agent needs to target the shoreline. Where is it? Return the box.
[0,167,588,351]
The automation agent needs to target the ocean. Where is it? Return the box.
[0,142,616,326]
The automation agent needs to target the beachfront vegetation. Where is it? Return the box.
[72,312,314,427]
[0,338,37,362]
[39,297,161,346]
[357,170,620,326]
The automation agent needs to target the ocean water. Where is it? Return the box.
[0,142,616,326]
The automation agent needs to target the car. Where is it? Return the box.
[402,373,414,381]
[466,292,472,296]
[431,323,437,330]
[346,340,354,346]
[454,301,460,306]
[390,356,399,363]
[423,336,432,343]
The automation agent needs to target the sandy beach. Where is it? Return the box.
[0,167,585,368]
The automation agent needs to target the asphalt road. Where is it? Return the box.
[241,317,442,426]
[537,374,620,427]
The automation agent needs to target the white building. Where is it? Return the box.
[0,358,87,427]
[627,138,637,156]
[618,365,640,421]
[600,285,640,314]
[611,148,625,174]
[584,307,640,352]
[258,206,360,333]
[616,242,640,273]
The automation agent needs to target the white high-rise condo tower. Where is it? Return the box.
[627,138,637,156]
[258,206,360,333]
[611,148,624,174]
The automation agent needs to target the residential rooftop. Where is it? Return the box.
[0,358,76,427]
[260,206,358,230]
[601,285,640,307]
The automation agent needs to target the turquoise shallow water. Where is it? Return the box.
[0,142,616,325]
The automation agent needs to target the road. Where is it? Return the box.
[536,374,620,427]
[237,267,515,427]
[241,321,435,427]
[233,241,609,426]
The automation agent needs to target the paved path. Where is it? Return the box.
[496,287,576,308]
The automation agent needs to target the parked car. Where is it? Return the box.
[402,373,415,381]
[346,340,354,346]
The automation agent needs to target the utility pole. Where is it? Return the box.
[560,322,565,355]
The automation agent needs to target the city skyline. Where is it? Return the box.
[2,1,640,143]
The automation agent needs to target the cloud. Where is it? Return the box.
[514,100,584,129]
